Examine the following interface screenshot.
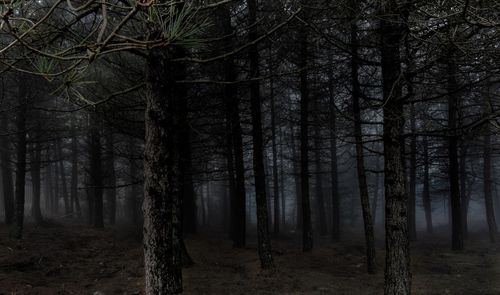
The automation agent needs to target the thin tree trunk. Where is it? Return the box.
[328,63,340,241]
[57,140,70,215]
[30,139,43,225]
[88,114,103,228]
[247,0,274,269]
[71,117,81,218]
[313,112,327,236]
[483,111,498,242]
[105,133,116,225]
[271,78,280,235]
[350,10,376,273]
[299,5,313,252]
[459,142,468,239]
[447,56,464,251]
[15,90,27,239]
[0,115,14,225]
[409,104,417,241]
[422,136,433,235]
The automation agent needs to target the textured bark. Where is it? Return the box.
[0,115,14,225]
[143,46,184,294]
[446,57,464,251]
[15,91,27,239]
[247,0,274,269]
[422,136,433,235]
[350,13,376,273]
[299,6,313,252]
[380,1,411,293]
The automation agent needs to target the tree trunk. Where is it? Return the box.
[0,115,15,225]
[422,136,433,235]
[459,142,468,239]
[88,114,103,228]
[71,117,81,218]
[328,62,340,241]
[313,110,327,236]
[380,1,411,293]
[483,117,498,242]
[30,139,43,225]
[446,57,464,251]
[57,140,70,215]
[299,5,313,252]
[271,78,281,235]
[409,104,417,241]
[105,133,117,225]
[143,45,184,294]
[15,90,27,239]
[247,0,274,269]
[350,12,376,273]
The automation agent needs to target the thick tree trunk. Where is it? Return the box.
[247,0,274,269]
[299,6,313,252]
[0,115,15,225]
[380,1,411,293]
[15,92,27,239]
[446,57,464,251]
[143,46,184,294]
[422,136,433,235]
[350,14,376,274]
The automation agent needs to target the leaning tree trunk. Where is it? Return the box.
[247,0,274,269]
[0,115,15,225]
[350,10,376,274]
[380,0,411,293]
[143,45,184,294]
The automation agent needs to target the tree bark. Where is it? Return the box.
[328,61,340,241]
[88,114,103,228]
[350,12,376,273]
[483,115,498,242]
[271,78,280,235]
[57,140,70,215]
[422,136,433,235]
[409,104,417,241]
[446,56,464,251]
[299,5,313,252]
[15,89,27,239]
[105,133,117,225]
[0,115,14,225]
[71,117,81,218]
[380,1,411,293]
[247,0,274,269]
[143,45,184,294]
[30,138,43,225]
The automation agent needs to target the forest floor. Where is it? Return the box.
[0,223,499,295]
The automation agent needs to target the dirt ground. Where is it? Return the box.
[0,224,499,295]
